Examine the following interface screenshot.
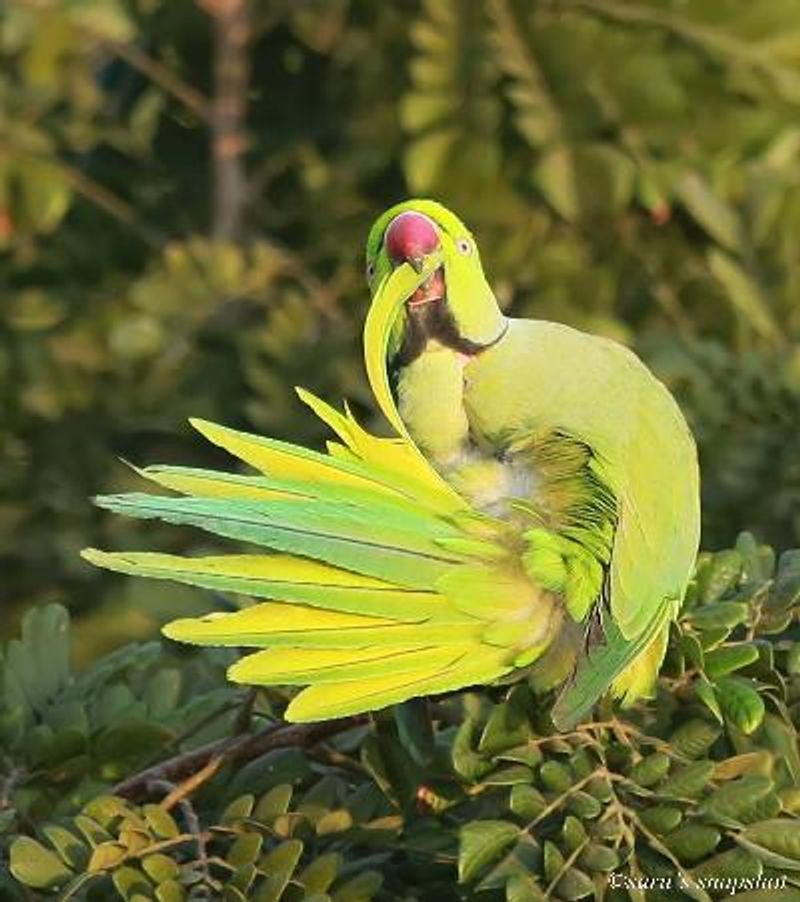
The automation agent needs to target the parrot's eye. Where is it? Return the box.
[366,261,375,281]
[456,238,472,255]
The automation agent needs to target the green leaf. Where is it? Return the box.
[542,840,565,883]
[772,551,800,610]
[73,815,113,848]
[155,881,185,902]
[474,764,529,789]
[41,825,88,870]
[506,873,546,901]
[739,820,800,870]
[498,744,543,767]
[567,791,602,819]
[697,626,733,652]
[220,795,255,825]
[316,809,353,835]
[142,805,179,840]
[539,760,571,793]
[705,644,760,678]
[698,775,774,827]
[708,250,780,344]
[5,604,70,719]
[578,843,619,872]
[670,720,721,759]
[681,633,705,669]
[786,644,800,675]
[698,550,743,603]
[458,820,520,883]
[141,853,179,883]
[662,824,720,863]
[479,687,533,754]
[82,795,134,830]
[112,865,154,901]
[586,776,613,802]
[69,0,134,42]
[691,846,762,881]
[686,602,750,631]
[226,749,311,799]
[630,752,671,787]
[657,760,715,799]
[475,833,542,891]
[714,751,773,780]
[715,677,766,734]
[695,677,724,723]
[639,806,683,835]
[256,839,303,901]
[553,867,594,900]
[762,714,800,782]
[562,815,586,852]
[95,722,174,776]
[393,698,435,767]
[254,784,293,823]
[17,160,72,233]
[330,870,383,901]
[535,146,578,222]
[675,172,742,252]
[9,836,73,889]
[226,833,263,868]
[87,841,127,872]
[568,748,594,780]
[452,717,492,781]
[297,853,341,894]
[510,784,546,821]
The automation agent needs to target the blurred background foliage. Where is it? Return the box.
[2,0,800,657]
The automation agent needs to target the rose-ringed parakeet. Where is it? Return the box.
[83,199,700,729]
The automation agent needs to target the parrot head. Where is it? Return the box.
[364,200,506,363]
[362,200,507,438]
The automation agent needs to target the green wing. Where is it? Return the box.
[83,394,561,722]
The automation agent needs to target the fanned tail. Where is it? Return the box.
[83,392,560,722]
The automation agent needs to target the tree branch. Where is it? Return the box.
[113,716,366,802]
[198,0,251,240]
[0,144,163,248]
[99,38,212,123]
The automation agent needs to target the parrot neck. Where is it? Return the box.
[392,279,507,369]
[447,266,507,348]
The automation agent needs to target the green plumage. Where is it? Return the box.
[83,199,700,729]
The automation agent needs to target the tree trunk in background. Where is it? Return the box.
[201,0,250,241]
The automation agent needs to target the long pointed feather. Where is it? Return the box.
[295,388,460,506]
[285,645,513,721]
[92,493,467,590]
[82,549,453,621]
[163,604,483,648]
[190,418,465,513]
[230,645,469,685]
[138,464,442,518]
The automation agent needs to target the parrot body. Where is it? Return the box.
[83,200,700,729]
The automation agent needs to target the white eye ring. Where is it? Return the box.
[366,261,375,280]
[456,237,472,255]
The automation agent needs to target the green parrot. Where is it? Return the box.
[83,199,700,729]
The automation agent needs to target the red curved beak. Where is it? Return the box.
[384,211,440,271]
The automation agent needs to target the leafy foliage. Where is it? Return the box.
[7,784,386,901]
[4,534,800,899]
